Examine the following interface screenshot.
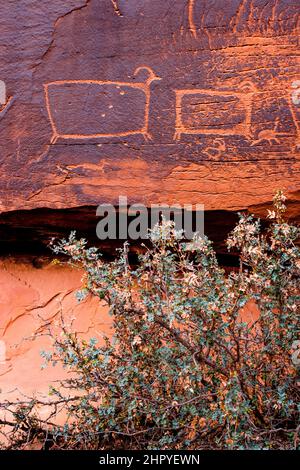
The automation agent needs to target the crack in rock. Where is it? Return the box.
[36,0,91,67]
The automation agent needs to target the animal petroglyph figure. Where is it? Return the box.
[202,138,226,158]
[251,81,300,150]
[174,81,257,141]
[44,67,161,144]
[250,117,294,147]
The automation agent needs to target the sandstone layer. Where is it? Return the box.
[0,259,112,402]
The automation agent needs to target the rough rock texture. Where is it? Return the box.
[0,259,112,400]
[0,0,299,401]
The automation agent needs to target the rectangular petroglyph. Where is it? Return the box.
[174,83,257,141]
[44,67,160,143]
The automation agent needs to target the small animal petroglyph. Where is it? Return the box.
[250,118,288,146]
[202,138,226,158]
[44,66,161,144]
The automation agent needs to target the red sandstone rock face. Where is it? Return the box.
[0,0,299,214]
[0,259,112,400]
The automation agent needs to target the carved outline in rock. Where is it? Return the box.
[188,0,197,37]
[44,66,161,144]
[202,138,226,158]
[174,81,257,141]
[188,0,248,38]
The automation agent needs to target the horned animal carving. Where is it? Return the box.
[44,67,161,143]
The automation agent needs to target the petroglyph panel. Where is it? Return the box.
[0,0,298,215]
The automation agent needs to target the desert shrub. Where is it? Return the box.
[1,191,299,449]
